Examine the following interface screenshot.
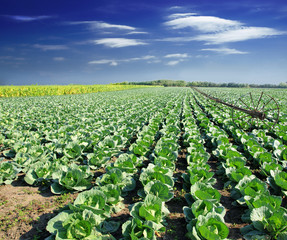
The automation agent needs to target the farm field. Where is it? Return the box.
[1,87,287,240]
[0,84,153,98]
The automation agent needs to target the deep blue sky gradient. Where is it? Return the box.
[1,0,287,85]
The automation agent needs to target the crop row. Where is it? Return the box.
[181,95,230,240]
[192,90,287,239]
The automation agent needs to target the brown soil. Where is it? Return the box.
[0,178,77,240]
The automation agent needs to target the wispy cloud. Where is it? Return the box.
[68,21,136,31]
[53,57,65,61]
[4,15,53,22]
[168,13,198,19]
[163,53,189,65]
[166,60,181,66]
[94,38,147,48]
[195,27,286,44]
[126,31,149,35]
[164,53,189,58]
[89,55,156,66]
[0,56,26,65]
[34,44,69,51]
[163,13,286,45]
[201,47,248,55]
[165,14,242,33]
[89,59,118,66]
[168,6,187,11]
[66,20,148,35]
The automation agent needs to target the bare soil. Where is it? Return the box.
[0,178,77,240]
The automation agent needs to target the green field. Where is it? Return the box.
[0,87,287,240]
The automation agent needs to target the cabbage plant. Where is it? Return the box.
[187,182,221,204]
[183,199,226,221]
[241,206,287,240]
[129,194,169,232]
[182,167,216,190]
[51,163,93,194]
[46,209,116,240]
[269,170,287,196]
[121,218,156,240]
[0,161,20,185]
[95,168,135,194]
[186,212,229,240]
[138,180,174,202]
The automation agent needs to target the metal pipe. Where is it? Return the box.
[192,87,266,120]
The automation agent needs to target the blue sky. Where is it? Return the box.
[0,0,287,85]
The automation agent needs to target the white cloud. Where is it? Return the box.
[68,21,136,31]
[66,20,148,36]
[53,57,65,61]
[89,59,118,66]
[168,6,186,11]
[165,15,242,33]
[163,13,287,46]
[94,38,147,48]
[194,27,286,44]
[4,15,53,22]
[168,13,198,19]
[89,55,156,66]
[164,53,189,58]
[201,48,248,55]
[123,55,155,62]
[160,26,286,45]
[34,44,69,51]
[164,54,188,65]
[166,60,181,66]
[126,31,148,35]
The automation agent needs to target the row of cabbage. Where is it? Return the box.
[180,94,230,240]
[193,90,287,196]
[122,97,184,239]
[192,90,287,239]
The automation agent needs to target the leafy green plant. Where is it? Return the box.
[51,163,93,194]
[269,170,287,196]
[129,194,169,232]
[138,180,174,202]
[63,142,82,159]
[225,166,252,183]
[108,153,140,174]
[186,212,229,240]
[46,209,116,240]
[187,182,221,204]
[24,160,54,185]
[121,218,156,240]
[95,168,136,194]
[182,167,216,190]
[69,189,110,217]
[0,161,20,185]
[183,199,225,220]
[241,206,287,240]
[231,175,268,204]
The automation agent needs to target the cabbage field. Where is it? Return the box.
[0,87,287,240]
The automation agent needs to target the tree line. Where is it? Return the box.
[114,80,287,88]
